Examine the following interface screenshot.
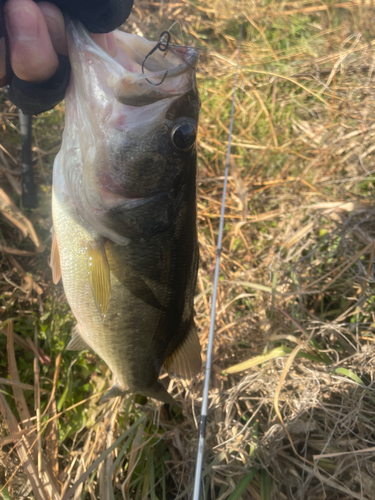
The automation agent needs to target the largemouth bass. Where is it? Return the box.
[51,21,201,405]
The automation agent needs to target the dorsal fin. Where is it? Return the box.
[86,240,111,319]
[164,323,201,379]
[50,233,61,284]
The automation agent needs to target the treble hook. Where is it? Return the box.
[142,30,171,86]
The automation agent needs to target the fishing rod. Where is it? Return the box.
[192,24,243,500]
[19,111,38,209]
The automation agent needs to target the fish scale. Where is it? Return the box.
[51,20,201,404]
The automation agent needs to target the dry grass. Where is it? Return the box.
[1,0,375,498]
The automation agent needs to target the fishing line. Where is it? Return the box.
[192,23,243,500]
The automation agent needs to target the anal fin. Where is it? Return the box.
[86,239,111,319]
[50,233,61,285]
[164,322,202,379]
[66,326,90,351]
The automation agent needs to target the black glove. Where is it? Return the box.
[2,0,134,115]
[41,0,134,34]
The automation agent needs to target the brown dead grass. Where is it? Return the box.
[1,0,375,499]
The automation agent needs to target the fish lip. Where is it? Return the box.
[113,32,198,106]
[144,47,198,82]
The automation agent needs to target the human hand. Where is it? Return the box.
[0,0,119,86]
[1,0,67,86]
[0,0,132,114]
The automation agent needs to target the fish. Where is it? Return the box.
[51,20,201,405]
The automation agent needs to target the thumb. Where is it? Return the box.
[5,0,59,83]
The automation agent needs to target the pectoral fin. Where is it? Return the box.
[50,234,61,284]
[164,322,202,379]
[86,240,111,319]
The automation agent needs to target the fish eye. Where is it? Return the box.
[171,122,196,151]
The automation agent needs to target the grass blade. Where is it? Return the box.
[334,367,364,384]
[174,451,226,500]
[228,280,273,294]
[0,485,11,500]
[62,412,147,500]
[149,452,156,500]
[0,390,49,500]
[260,469,271,500]
[161,460,166,500]
[227,469,257,500]
[123,418,147,496]
[223,346,290,374]
[333,367,375,405]
[6,322,60,500]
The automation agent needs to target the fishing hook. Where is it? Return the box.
[142,30,171,86]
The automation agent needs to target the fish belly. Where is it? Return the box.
[52,188,166,395]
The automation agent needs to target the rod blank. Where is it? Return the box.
[192,23,243,500]
[19,111,37,208]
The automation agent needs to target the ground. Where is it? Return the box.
[1,0,375,499]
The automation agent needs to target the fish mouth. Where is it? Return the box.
[112,31,198,106]
[66,20,197,107]
[64,21,199,245]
